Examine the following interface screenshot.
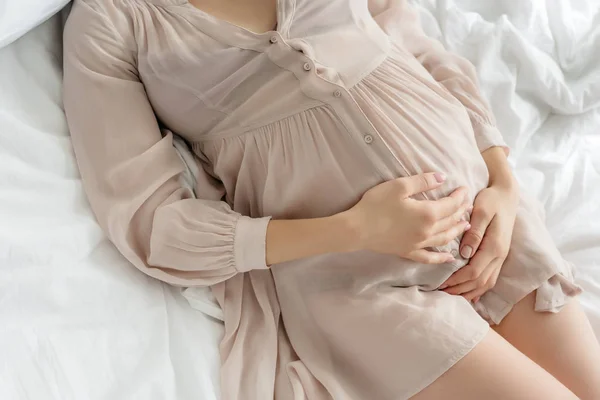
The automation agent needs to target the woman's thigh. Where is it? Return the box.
[493,291,600,399]
[411,328,578,400]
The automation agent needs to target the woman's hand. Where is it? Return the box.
[344,173,471,264]
[266,172,470,266]
[440,148,519,302]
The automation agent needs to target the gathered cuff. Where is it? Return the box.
[234,216,272,273]
[469,110,510,155]
[146,200,271,285]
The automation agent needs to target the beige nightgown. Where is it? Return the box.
[63,0,582,398]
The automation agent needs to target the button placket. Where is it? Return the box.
[265,37,396,181]
[298,71,392,180]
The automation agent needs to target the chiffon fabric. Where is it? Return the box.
[63,1,581,398]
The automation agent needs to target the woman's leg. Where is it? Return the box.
[411,329,577,400]
[493,291,600,399]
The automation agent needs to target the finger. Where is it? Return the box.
[463,261,500,303]
[395,172,447,198]
[431,202,471,234]
[463,287,488,303]
[492,267,501,285]
[407,249,455,264]
[442,279,479,296]
[421,221,471,248]
[459,206,494,259]
[487,262,502,290]
[439,249,496,288]
[462,260,502,302]
[420,187,469,220]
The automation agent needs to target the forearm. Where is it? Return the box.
[481,147,517,190]
[265,213,359,265]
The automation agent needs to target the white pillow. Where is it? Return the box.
[0,0,70,48]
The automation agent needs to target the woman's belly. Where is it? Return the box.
[204,83,488,222]
[350,48,490,205]
[200,52,484,287]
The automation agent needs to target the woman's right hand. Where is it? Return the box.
[343,173,471,264]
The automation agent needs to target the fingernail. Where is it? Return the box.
[461,245,473,258]
[446,255,455,263]
[439,284,449,289]
[464,223,471,232]
[467,205,474,212]
[434,172,446,183]
[473,297,480,303]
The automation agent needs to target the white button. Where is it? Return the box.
[303,62,312,71]
[333,90,342,98]
[451,249,459,258]
[269,36,278,44]
[364,134,374,144]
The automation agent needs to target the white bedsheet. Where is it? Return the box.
[0,1,599,399]
[0,14,222,400]
[415,0,600,332]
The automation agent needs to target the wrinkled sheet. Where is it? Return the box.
[415,0,600,332]
[0,0,71,48]
[0,15,222,400]
[1,1,599,398]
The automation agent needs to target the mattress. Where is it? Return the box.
[1,1,599,398]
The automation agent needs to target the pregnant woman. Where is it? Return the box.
[63,0,600,398]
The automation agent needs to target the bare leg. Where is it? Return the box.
[494,292,600,399]
[411,329,578,400]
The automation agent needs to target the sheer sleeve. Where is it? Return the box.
[369,0,508,154]
[63,0,271,287]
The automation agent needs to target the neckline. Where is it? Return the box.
[183,0,283,37]
[172,0,294,52]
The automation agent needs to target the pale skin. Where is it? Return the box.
[191,0,600,398]
[266,149,600,399]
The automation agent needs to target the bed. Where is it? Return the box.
[1,1,599,398]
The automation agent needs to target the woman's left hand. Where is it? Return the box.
[440,179,519,302]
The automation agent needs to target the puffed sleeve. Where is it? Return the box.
[63,0,271,287]
[370,0,508,154]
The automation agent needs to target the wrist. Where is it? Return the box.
[488,170,519,202]
[266,213,362,265]
[482,147,515,188]
[332,210,364,253]
[489,168,517,190]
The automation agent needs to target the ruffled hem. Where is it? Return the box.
[474,261,583,326]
